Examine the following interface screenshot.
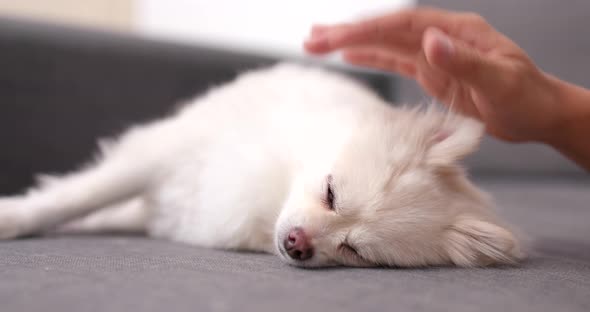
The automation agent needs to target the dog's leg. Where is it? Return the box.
[0,124,169,239]
[55,197,149,234]
[0,158,150,239]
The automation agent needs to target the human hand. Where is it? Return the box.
[304,7,566,144]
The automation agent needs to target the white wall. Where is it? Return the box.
[134,0,415,58]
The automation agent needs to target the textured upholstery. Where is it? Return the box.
[1,181,589,312]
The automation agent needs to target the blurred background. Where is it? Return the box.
[0,0,587,195]
[0,0,413,58]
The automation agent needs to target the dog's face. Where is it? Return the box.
[275,110,521,268]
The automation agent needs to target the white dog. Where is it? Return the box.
[0,63,522,268]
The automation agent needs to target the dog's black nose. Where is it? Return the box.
[283,227,314,261]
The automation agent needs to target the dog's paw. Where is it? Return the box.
[0,198,30,239]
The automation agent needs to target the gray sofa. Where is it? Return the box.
[0,12,589,312]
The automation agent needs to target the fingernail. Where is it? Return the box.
[433,32,454,61]
[311,25,328,36]
[305,34,327,48]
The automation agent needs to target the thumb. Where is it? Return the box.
[423,27,502,90]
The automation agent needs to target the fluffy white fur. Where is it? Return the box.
[0,63,523,267]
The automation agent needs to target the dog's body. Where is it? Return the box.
[0,64,522,267]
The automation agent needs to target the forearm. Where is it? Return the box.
[545,77,590,171]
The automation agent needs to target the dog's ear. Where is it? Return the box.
[444,216,523,267]
[426,116,484,167]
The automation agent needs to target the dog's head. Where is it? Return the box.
[275,108,522,268]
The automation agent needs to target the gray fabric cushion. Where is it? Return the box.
[1,180,588,312]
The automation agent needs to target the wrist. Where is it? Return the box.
[541,75,577,144]
[543,74,590,170]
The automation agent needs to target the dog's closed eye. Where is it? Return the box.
[340,243,358,255]
[339,242,376,267]
[325,174,336,211]
[339,242,364,260]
